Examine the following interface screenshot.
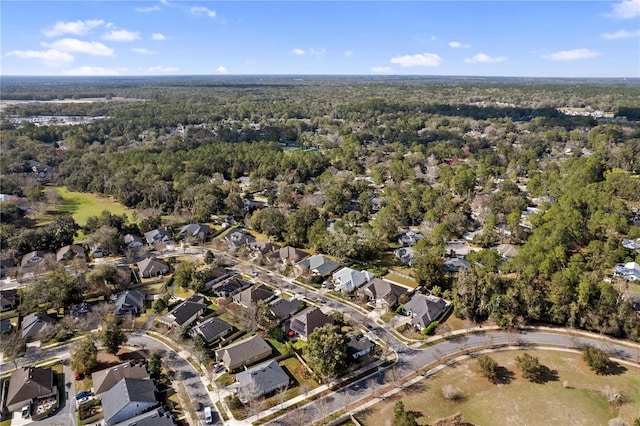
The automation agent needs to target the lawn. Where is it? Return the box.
[384,270,418,289]
[46,186,135,226]
[357,349,640,426]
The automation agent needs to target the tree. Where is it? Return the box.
[477,354,499,382]
[204,250,215,264]
[393,401,421,426]
[582,346,610,374]
[1,330,26,367]
[304,324,349,379]
[100,313,127,355]
[69,336,98,375]
[152,298,166,314]
[23,269,82,311]
[515,353,543,382]
[148,351,162,378]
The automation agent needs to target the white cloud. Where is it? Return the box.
[42,38,114,56]
[542,48,601,61]
[464,53,507,63]
[371,66,393,73]
[344,50,353,57]
[151,33,167,41]
[136,5,160,12]
[42,19,105,37]
[449,41,471,48]
[131,48,156,55]
[292,48,305,55]
[215,66,228,73]
[62,66,120,76]
[190,6,216,18]
[310,48,325,56]
[602,29,640,39]
[6,49,74,66]
[103,30,140,42]
[147,65,179,73]
[608,0,640,18]
[390,53,442,67]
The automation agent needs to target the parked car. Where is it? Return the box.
[213,364,224,373]
[74,371,84,380]
[76,396,93,405]
[76,391,92,400]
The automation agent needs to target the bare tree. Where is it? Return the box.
[277,385,289,410]
[441,384,461,401]
[385,366,404,388]
[241,381,265,420]
[341,388,354,413]
[366,378,379,399]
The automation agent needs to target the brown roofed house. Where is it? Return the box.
[5,366,58,413]
[91,361,150,397]
[232,285,275,308]
[215,335,272,371]
[56,244,86,263]
[289,306,334,340]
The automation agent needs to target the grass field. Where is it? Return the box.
[357,349,640,426]
[46,186,134,226]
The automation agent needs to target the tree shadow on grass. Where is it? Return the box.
[530,366,559,384]
[492,366,515,385]
[605,361,627,376]
[404,380,428,395]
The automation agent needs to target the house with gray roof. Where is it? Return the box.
[215,335,272,371]
[123,234,145,254]
[232,285,275,308]
[274,246,308,265]
[203,267,233,291]
[443,257,471,273]
[402,293,451,330]
[191,316,234,344]
[269,298,303,323]
[1,318,12,334]
[137,257,169,278]
[332,267,375,293]
[20,251,50,273]
[223,229,256,249]
[91,361,149,397]
[102,378,158,426]
[178,223,210,239]
[112,408,175,426]
[0,289,18,312]
[248,241,280,256]
[160,294,207,328]
[5,366,58,413]
[210,276,251,298]
[236,360,290,403]
[347,335,375,359]
[289,306,333,340]
[295,254,341,277]
[398,230,423,247]
[21,312,57,340]
[143,229,172,246]
[494,243,520,259]
[56,244,86,263]
[114,290,146,317]
[358,278,408,309]
[393,247,415,266]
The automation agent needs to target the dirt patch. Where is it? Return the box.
[94,348,147,371]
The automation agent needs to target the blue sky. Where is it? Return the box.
[2,1,639,77]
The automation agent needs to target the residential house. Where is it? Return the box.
[224,229,256,249]
[102,378,158,426]
[21,313,57,340]
[398,230,423,247]
[248,241,281,257]
[0,289,18,312]
[113,290,146,317]
[494,243,520,259]
[274,246,308,265]
[178,223,210,239]
[443,257,471,273]
[29,161,55,182]
[295,254,341,277]
[347,335,375,359]
[236,360,290,403]
[358,278,408,309]
[215,335,272,371]
[402,293,451,330]
[393,247,415,266]
[0,318,12,334]
[614,262,640,281]
[143,229,172,246]
[190,317,234,344]
[332,267,375,293]
[202,267,233,291]
[20,251,50,273]
[232,285,275,308]
[137,257,169,278]
[123,234,145,255]
[91,361,150,397]
[269,298,303,323]
[90,243,109,259]
[5,366,58,413]
[56,245,86,263]
[210,276,251,298]
[622,238,640,250]
[160,294,207,328]
[0,258,15,278]
[289,306,334,340]
[112,408,175,426]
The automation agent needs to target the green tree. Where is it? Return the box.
[148,351,162,378]
[204,250,215,264]
[24,269,83,311]
[477,354,499,382]
[305,324,348,379]
[515,353,543,382]
[152,298,166,314]
[582,346,610,374]
[100,314,127,355]
[393,401,421,426]
[69,336,98,375]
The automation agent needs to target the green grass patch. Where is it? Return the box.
[380,312,395,323]
[384,270,418,289]
[216,373,235,387]
[267,338,288,356]
[49,186,135,226]
[0,418,12,426]
[280,357,317,391]
[216,401,229,421]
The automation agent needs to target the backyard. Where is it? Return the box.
[356,349,640,426]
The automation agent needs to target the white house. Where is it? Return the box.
[332,267,375,292]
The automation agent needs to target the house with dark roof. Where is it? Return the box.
[236,360,290,403]
[202,267,233,291]
[113,290,146,317]
[402,293,451,330]
[289,306,334,340]
[102,378,158,426]
[123,234,145,254]
[274,246,308,265]
[398,230,423,247]
[443,257,471,273]
[295,254,341,277]
[111,408,175,426]
[248,241,281,256]
[91,361,149,397]
[210,276,251,298]
[269,298,303,323]
[137,257,169,278]
[21,312,57,340]
[332,267,375,293]
[0,318,12,334]
[0,289,18,312]
[178,223,210,240]
[347,335,376,359]
[358,278,408,309]
[190,317,234,344]
[223,229,256,249]
[56,244,86,263]
[393,247,415,266]
[5,366,58,413]
[143,229,172,246]
[215,335,272,371]
[160,294,207,328]
[232,285,275,308]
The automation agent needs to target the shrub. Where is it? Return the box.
[582,346,610,374]
[422,321,439,335]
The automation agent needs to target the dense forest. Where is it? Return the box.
[1,76,639,340]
